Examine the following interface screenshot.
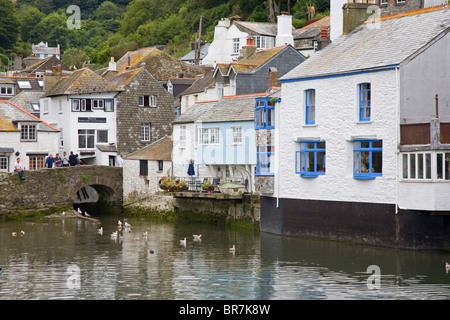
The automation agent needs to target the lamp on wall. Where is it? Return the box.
[15,151,20,156]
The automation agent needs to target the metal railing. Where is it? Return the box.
[159,176,249,193]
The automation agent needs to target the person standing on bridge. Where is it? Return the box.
[14,158,25,180]
[62,152,70,167]
[69,152,78,166]
[45,154,55,168]
[54,153,62,168]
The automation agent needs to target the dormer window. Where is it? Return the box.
[17,80,32,89]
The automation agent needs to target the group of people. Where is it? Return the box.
[45,151,80,168]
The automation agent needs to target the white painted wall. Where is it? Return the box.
[276,69,399,205]
[40,93,117,166]
[202,20,250,66]
[172,122,197,178]
[0,129,59,172]
[330,0,348,42]
[123,159,172,202]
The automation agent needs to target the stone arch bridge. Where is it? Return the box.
[0,165,123,217]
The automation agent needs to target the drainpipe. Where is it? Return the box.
[395,66,400,215]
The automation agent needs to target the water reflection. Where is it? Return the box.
[1,215,450,300]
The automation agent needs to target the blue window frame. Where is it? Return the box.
[305,89,315,125]
[255,98,277,129]
[359,83,371,122]
[353,139,382,179]
[174,106,180,120]
[295,141,325,177]
[256,146,274,176]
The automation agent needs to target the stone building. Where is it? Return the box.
[123,136,172,203]
[109,67,175,156]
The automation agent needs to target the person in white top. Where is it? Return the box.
[117,154,124,167]
[14,158,25,180]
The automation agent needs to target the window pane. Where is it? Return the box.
[317,151,325,172]
[361,141,370,149]
[446,153,450,180]
[267,108,274,127]
[410,154,416,179]
[417,154,423,179]
[97,130,108,143]
[259,109,265,127]
[402,154,408,179]
[360,151,370,173]
[372,151,382,173]
[426,153,431,179]
[437,153,443,179]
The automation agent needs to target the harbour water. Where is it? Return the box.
[1,212,450,300]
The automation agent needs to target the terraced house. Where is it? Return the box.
[0,100,59,172]
[262,5,450,249]
[40,68,120,166]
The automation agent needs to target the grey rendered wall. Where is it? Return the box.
[400,31,450,124]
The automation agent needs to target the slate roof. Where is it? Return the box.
[108,67,143,89]
[44,68,119,97]
[215,45,299,76]
[281,6,450,81]
[117,47,205,81]
[0,100,59,132]
[175,93,267,124]
[180,70,215,96]
[180,43,211,62]
[125,136,172,161]
[19,56,70,76]
[10,91,43,115]
[233,21,278,36]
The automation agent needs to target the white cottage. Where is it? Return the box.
[123,136,172,203]
[40,68,120,166]
[261,5,450,249]
[0,100,59,172]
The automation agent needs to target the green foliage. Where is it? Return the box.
[0,0,20,49]
[9,0,330,67]
[62,46,89,69]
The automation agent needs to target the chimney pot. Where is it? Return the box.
[246,37,255,46]
[321,27,328,39]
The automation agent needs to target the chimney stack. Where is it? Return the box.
[342,2,373,35]
[239,37,257,60]
[108,56,117,71]
[268,67,280,90]
[276,13,294,47]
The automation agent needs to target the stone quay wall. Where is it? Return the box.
[124,193,261,227]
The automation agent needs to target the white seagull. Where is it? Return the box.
[84,211,91,217]
[229,245,236,253]
[180,238,187,247]
[446,262,450,274]
[193,234,202,242]
[77,208,82,215]
[118,220,122,226]
[97,227,103,235]
[125,222,131,228]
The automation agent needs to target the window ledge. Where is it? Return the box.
[256,173,275,177]
[299,172,325,178]
[354,174,381,180]
[356,121,372,124]
[302,124,318,128]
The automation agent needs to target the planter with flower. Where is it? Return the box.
[201,179,214,192]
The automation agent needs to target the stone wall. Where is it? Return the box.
[116,68,175,155]
[124,193,260,226]
[0,166,123,217]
